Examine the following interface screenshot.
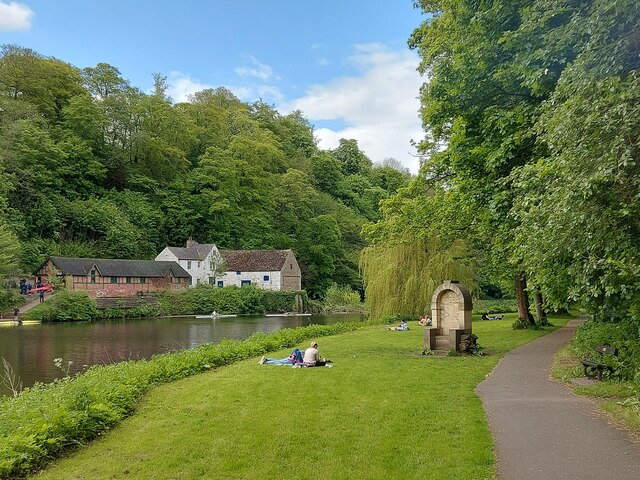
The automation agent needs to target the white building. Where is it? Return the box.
[155,238,219,286]
[155,239,302,291]
[217,249,301,291]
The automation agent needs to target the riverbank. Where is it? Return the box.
[30,314,571,480]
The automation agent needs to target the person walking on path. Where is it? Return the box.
[39,290,45,303]
[476,317,640,479]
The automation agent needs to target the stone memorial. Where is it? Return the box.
[424,280,474,352]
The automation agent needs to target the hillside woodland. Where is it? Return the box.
[0,45,411,301]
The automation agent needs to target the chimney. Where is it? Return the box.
[186,236,197,248]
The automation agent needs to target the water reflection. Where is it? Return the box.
[0,314,362,396]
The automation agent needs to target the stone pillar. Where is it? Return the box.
[423,328,437,351]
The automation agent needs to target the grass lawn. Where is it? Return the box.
[552,344,640,436]
[33,314,570,480]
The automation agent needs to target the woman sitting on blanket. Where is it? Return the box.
[389,319,409,331]
[303,341,330,367]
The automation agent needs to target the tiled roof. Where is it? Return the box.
[166,244,216,260]
[220,250,292,272]
[44,257,190,278]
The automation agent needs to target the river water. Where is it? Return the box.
[0,313,363,396]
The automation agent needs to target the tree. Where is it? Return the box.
[331,138,372,176]
[0,223,20,277]
[407,0,570,324]
[510,0,640,321]
[360,236,475,319]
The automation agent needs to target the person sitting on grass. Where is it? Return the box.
[388,319,409,331]
[303,341,330,367]
[259,348,304,366]
[418,315,432,326]
[481,312,489,321]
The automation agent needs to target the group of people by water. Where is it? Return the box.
[259,341,331,368]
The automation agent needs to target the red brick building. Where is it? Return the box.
[34,257,190,298]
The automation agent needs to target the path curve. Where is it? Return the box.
[476,317,640,479]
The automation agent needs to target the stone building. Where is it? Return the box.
[155,238,218,286]
[217,249,301,291]
[33,257,190,298]
[155,239,302,291]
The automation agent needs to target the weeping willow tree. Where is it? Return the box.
[360,236,475,319]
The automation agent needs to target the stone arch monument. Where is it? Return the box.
[424,280,473,352]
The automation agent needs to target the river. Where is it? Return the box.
[0,313,363,396]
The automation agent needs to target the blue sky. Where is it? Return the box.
[0,1,427,172]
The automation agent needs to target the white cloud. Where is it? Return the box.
[166,72,213,102]
[281,43,425,173]
[0,1,34,31]
[166,71,283,105]
[234,55,274,81]
[310,43,330,67]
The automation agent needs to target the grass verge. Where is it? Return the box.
[551,344,640,436]
[32,313,569,480]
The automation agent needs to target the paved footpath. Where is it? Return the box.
[476,317,640,480]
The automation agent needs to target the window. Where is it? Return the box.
[90,269,96,284]
[217,280,224,288]
[126,277,132,284]
[241,280,251,287]
[263,275,269,281]
[197,261,201,268]
[236,271,241,275]
[140,277,146,284]
[209,277,215,285]
[187,261,192,269]
[110,276,118,284]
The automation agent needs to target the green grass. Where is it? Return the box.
[33,314,569,480]
[552,343,640,436]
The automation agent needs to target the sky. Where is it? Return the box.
[0,1,427,172]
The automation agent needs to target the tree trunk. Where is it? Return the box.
[515,272,535,325]
[534,290,548,325]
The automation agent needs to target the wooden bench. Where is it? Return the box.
[581,344,617,380]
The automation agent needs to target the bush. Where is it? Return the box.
[0,288,22,313]
[323,284,362,312]
[0,319,372,479]
[155,285,307,316]
[24,291,97,322]
[473,298,517,315]
[571,318,640,381]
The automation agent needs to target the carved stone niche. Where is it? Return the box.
[423,280,473,352]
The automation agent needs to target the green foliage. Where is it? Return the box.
[0,223,20,277]
[360,236,475,319]
[571,318,640,381]
[155,285,305,316]
[0,45,412,298]
[510,0,640,320]
[472,298,517,315]
[0,288,21,312]
[323,283,362,310]
[0,320,365,479]
[24,291,97,322]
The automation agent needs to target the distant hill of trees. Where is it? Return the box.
[0,45,411,298]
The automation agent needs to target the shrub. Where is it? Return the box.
[0,319,373,479]
[155,285,308,316]
[24,291,97,322]
[323,283,362,312]
[571,318,640,381]
[473,298,517,315]
[0,288,22,313]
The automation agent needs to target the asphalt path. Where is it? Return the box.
[476,317,640,479]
